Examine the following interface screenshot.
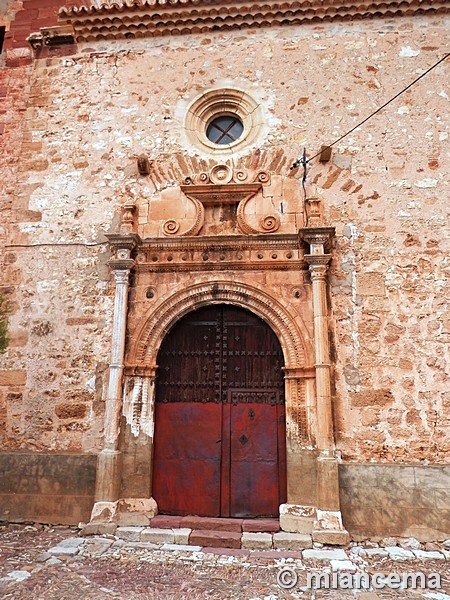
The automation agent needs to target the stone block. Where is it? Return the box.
[116,527,144,542]
[279,503,315,533]
[357,272,385,296]
[117,497,157,526]
[312,529,350,546]
[80,522,117,536]
[303,549,348,561]
[160,544,202,552]
[412,550,445,560]
[385,546,414,560]
[0,370,27,386]
[242,519,279,533]
[241,532,273,549]
[173,528,191,545]
[140,528,174,544]
[180,517,243,532]
[151,515,182,529]
[189,530,242,549]
[273,532,312,550]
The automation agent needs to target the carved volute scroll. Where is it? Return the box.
[179,164,281,235]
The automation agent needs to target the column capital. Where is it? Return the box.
[305,254,332,281]
[283,366,316,379]
[108,258,135,277]
[124,364,157,378]
[299,226,335,257]
[105,232,141,252]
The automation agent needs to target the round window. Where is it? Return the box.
[206,115,244,145]
[184,88,265,155]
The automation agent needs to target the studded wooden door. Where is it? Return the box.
[152,305,286,517]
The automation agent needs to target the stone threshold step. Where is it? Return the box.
[149,515,280,533]
[113,526,313,550]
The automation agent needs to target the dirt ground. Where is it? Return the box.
[0,524,449,599]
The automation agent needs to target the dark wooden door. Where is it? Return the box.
[152,305,286,517]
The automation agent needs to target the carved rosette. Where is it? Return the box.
[260,214,281,232]
[209,164,233,185]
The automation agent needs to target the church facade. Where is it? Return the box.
[0,0,449,542]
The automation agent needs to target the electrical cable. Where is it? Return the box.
[291,52,450,169]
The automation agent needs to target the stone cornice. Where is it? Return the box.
[59,1,450,42]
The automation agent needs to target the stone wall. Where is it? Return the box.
[0,6,449,529]
[0,452,96,524]
[340,464,450,541]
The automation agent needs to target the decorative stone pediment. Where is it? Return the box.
[153,164,284,237]
[181,164,268,206]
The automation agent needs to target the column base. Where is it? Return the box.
[312,509,350,545]
[279,503,316,534]
[80,500,120,535]
[95,449,122,502]
[117,497,158,526]
[81,497,159,534]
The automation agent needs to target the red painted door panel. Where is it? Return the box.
[230,401,280,517]
[153,403,222,516]
[152,305,286,517]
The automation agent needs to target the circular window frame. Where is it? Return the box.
[185,88,263,154]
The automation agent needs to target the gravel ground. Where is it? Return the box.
[0,524,449,599]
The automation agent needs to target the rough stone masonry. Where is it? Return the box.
[0,0,449,541]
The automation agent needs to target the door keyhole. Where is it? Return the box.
[249,408,255,419]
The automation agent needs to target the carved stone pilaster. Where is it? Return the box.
[122,371,157,439]
[93,234,140,509]
[300,227,349,543]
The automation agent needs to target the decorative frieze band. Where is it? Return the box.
[59,1,450,42]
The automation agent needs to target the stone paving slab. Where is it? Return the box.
[273,531,312,550]
[140,527,174,544]
[202,547,250,557]
[241,532,273,549]
[303,548,348,561]
[189,529,242,548]
[47,536,85,555]
[160,544,202,552]
[385,546,415,560]
[413,550,446,560]
[115,527,144,542]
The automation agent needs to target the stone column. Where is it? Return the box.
[308,258,334,453]
[90,235,139,527]
[300,227,349,545]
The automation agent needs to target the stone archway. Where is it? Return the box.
[118,280,319,523]
[130,280,310,370]
[124,281,315,450]
[152,303,287,518]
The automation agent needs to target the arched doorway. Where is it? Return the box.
[152,304,287,518]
